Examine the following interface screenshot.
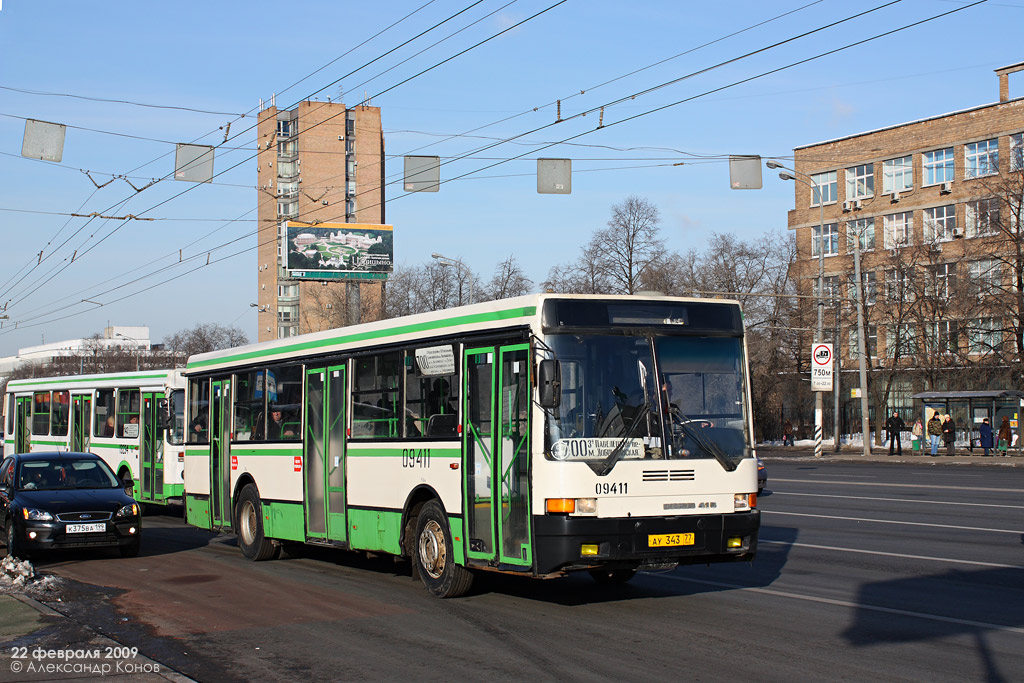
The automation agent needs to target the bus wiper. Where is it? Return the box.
[596,402,650,477]
[671,410,737,472]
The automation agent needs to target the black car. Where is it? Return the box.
[0,451,141,559]
[757,456,767,494]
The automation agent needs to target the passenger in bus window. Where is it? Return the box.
[268,409,294,440]
[103,416,115,437]
[190,413,207,442]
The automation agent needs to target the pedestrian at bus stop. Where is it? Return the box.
[886,410,905,455]
[912,418,924,452]
[942,414,957,456]
[979,418,994,457]
[998,416,1012,456]
[927,413,943,456]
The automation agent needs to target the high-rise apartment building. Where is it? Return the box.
[784,63,1024,430]
[256,101,385,342]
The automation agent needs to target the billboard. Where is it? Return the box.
[284,222,393,280]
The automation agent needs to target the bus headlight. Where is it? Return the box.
[734,493,755,511]
[576,498,597,514]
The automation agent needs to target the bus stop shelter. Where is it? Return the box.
[911,390,1024,452]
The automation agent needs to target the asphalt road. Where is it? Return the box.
[4,461,1024,682]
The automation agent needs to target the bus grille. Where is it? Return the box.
[642,469,695,482]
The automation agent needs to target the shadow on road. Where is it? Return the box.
[842,567,1024,682]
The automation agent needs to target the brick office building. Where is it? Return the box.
[783,63,1024,436]
[255,101,385,342]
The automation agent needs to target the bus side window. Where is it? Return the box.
[117,389,141,438]
[95,390,116,437]
[32,392,51,436]
[351,352,401,439]
[51,391,70,437]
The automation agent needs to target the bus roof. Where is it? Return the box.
[6,368,183,391]
[186,293,742,375]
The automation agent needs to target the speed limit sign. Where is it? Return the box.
[811,343,833,392]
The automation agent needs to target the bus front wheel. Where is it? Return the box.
[414,501,473,598]
[235,484,278,561]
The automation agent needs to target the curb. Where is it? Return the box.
[9,592,195,683]
[756,447,1023,465]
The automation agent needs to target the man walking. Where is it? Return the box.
[886,410,905,455]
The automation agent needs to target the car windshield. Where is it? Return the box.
[17,459,120,491]
[544,333,750,472]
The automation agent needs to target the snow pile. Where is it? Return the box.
[0,555,35,588]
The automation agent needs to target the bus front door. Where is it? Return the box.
[303,366,348,542]
[210,380,232,528]
[140,393,165,503]
[71,395,91,452]
[14,397,31,453]
[463,344,533,568]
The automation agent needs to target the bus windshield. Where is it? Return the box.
[544,333,750,471]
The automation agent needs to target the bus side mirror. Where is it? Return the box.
[538,359,561,409]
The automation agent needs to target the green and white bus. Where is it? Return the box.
[4,370,187,505]
[183,294,760,597]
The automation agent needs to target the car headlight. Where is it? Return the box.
[22,508,53,521]
[116,504,139,519]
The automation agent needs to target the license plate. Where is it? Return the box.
[648,533,695,548]
[66,523,106,534]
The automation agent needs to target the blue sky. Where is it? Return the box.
[0,0,1021,355]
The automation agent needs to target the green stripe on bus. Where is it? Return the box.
[8,373,169,388]
[186,305,536,370]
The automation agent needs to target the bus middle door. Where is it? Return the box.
[71,395,92,452]
[14,396,31,453]
[210,379,233,528]
[140,393,165,503]
[304,366,348,543]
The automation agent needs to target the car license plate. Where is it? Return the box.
[648,533,695,548]
[66,523,106,534]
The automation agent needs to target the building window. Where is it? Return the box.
[885,323,918,358]
[277,201,298,218]
[278,284,299,298]
[883,212,913,248]
[277,181,298,198]
[968,317,1002,355]
[277,140,297,157]
[277,304,298,324]
[965,198,1000,237]
[846,218,875,253]
[845,164,874,200]
[923,147,954,186]
[882,156,913,193]
[968,259,1002,296]
[923,205,957,242]
[1012,133,1024,172]
[849,324,878,359]
[811,223,839,257]
[812,275,841,307]
[278,325,299,339]
[278,160,298,178]
[927,320,958,355]
[964,139,998,179]
[810,171,837,206]
[277,119,293,137]
[885,269,916,303]
[929,263,956,298]
[848,270,877,305]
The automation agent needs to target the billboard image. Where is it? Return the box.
[284,222,393,280]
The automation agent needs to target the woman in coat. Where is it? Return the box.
[912,418,924,453]
[942,414,957,456]
[998,416,1012,455]
[978,418,994,457]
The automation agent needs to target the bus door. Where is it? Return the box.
[303,365,348,542]
[71,395,92,452]
[139,393,165,502]
[15,396,31,453]
[210,379,233,527]
[463,344,533,567]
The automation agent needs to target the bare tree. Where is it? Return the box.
[594,196,666,294]
[484,255,532,301]
[163,323,248,357]
[543,242,613,294]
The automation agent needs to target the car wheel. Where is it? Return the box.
[234,484,278,561]
[414,500,473,598]
[589,567,638,584]
[5,521,26,560]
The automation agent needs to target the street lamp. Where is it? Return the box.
[431,253,475,305]
[115,332,141,372]
[250,303,269,313]
[768,160,871,458]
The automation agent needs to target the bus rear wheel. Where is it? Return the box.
[235,484,278,561]
[415,501,473,598]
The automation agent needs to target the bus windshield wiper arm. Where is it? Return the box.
[672,410,737,472]
[597,402,649,477]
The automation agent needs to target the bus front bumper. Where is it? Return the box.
[533,510,759,575]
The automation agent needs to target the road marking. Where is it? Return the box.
[770,491,1024,510]
[759,539,1024,569]
[763,510,1022,534]
[652,574,1024,636]
[771,477,1024,493]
